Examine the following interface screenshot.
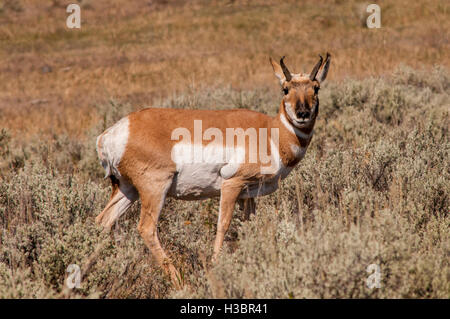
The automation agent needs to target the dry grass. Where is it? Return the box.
[0,0,449,138]
[0,0,449,298]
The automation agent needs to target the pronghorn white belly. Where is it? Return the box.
[167,139,299,200]
[168,143,237,199]
[167,162,224,200]
[167,161,293,200]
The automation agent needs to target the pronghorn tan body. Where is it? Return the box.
[95,54,331,287]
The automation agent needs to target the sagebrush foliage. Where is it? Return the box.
[0,66,448,298]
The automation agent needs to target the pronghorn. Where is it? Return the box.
[95,53,331,287]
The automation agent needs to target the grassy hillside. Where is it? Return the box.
[1,0,448,138]
[0,0,449,298]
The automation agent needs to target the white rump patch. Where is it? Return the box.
[96,116,130,178]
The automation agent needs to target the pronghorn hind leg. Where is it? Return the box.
[96,176,138,231]
[212,179,244,262]
[135,172,182,288]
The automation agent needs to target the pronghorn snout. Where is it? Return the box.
[296,111,310,120]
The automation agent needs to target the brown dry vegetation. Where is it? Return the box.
[0,0,449,298]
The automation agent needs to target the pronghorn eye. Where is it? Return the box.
[283,87,289,95]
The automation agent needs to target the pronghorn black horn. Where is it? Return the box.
[310,54,323,81]
[280,56,292,82]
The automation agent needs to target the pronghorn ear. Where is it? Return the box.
[317,52,331,83]
[269,57,285,85]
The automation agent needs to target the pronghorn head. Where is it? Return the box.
[270,53,331,129]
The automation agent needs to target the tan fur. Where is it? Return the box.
[96,54,330,288]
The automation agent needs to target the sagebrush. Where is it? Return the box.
[0,66,448,298]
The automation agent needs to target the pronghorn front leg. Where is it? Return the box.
[212,179,245,262]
